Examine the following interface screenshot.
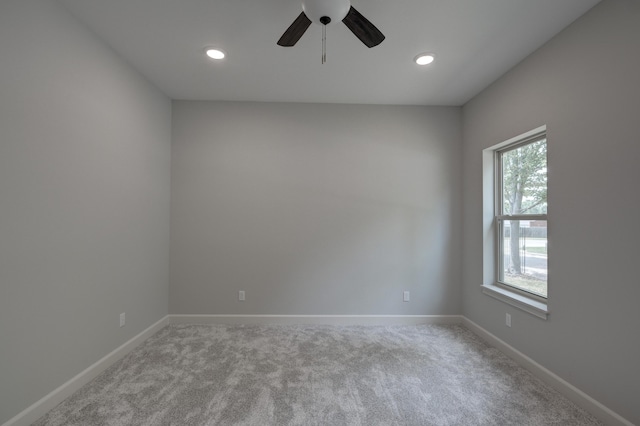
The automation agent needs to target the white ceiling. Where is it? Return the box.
[58,0,600,106]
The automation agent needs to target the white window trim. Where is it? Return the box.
[482,126,549,319]
[480,284,548,319]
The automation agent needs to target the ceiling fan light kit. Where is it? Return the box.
[302,0,350,25]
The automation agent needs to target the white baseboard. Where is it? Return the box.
[169,314,463,326]
[2,316,169,426]
[461,317,633,426]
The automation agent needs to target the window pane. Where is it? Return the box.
[501,139,547,215]
[500,219,547,298]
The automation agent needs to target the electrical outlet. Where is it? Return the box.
[403,291,410,302]
[239,290,245,301]
[120,312,126,327]
[506,313,511,328]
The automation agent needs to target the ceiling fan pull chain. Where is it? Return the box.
[322,23,326,64]
[319,16,331,64]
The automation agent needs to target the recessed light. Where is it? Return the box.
[414,53,435,66]
[206,48,226,60]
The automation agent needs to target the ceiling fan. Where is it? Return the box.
[277,0,385,58]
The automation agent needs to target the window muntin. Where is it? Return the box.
[496,136,547,298]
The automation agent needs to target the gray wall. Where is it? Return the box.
[171,102,462,315]
[461,0,640,423]
[4,0,636,423]
[0,1,171,423]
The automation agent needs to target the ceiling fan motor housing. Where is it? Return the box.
[302,0,350,25]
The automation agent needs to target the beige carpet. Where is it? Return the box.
[33,324,602,425]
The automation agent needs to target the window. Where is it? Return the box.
[482,126,548,319]
[496,135,547,298]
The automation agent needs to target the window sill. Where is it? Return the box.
[481,284,548,320]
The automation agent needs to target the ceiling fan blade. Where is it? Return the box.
[277,12,312,46]
[342,6,385,48]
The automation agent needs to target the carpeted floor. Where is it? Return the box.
[33,324,602,425]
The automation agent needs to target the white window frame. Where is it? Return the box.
[481,126,549,319]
